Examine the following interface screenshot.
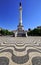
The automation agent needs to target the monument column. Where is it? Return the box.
[19,2,22,25]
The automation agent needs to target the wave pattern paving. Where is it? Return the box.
[0,37,41,65]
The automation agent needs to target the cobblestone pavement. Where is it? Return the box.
[0,36,41,65]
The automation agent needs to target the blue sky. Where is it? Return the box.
[0,0,41,30]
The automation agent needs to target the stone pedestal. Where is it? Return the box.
[14,30,27,37]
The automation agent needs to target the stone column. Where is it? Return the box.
[19,2,22,25]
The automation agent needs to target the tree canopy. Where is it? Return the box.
[27,28,41,36]
[0,29,14,36]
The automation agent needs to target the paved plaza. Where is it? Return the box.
[0,36,41,65]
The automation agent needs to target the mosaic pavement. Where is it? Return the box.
[0,36,41,65]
